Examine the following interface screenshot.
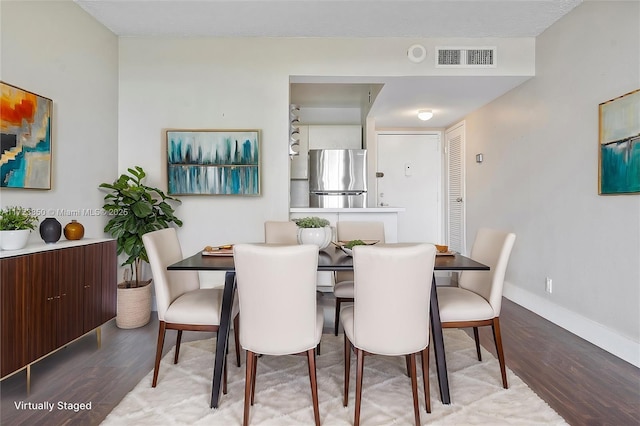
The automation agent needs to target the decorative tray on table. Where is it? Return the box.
[332,240,380,256]
[435,251,456,256]
[202,244,234,256]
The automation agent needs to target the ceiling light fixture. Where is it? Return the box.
[417,109,433,121]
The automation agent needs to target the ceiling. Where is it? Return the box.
[74,0,583,128]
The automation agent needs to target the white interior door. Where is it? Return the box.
[376,133,442,243]
[445,122,466,254]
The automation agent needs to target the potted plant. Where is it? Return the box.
[0,206,39,250]
[293,216,332,249]
[99,166,182,328]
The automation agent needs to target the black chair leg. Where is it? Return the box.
[473,327,482,361]
[174,330,183,364]
[234,314,241,367]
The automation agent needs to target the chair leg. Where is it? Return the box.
[421,346,431,413]
[317,341,321,356]
[354,348,365,426]
[409,353,421,426]
[243,351,256,426]
[251,352,258,405]
[405,354,411,377]
[492,317,508,389]
[334,298,342,336]
[473,327,482,361]
[306,349,321,426]
[343,334,351,407]
[152,321,167,387]
[234,314,241,367]
[174,330,183,364]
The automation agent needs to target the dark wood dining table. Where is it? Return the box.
[168,245,489,408]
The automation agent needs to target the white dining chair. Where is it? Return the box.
[142,228,240,387]
[264,220,298,244]
[334,221,385,335]
[233,243,323,426]
[341,243,436,426]
[437,228,516,389]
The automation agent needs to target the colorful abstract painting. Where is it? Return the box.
[1,82,53,189]
[599,89,640,195]
[167,130,260,195]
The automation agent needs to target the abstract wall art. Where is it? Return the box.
[1,82,53,189]
[599,89,640,195]
[167,129,260,195]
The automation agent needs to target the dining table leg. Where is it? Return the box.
[210,271,237,408]
[429,273,451,404]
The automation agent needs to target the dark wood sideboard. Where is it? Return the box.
[0,239,117,391]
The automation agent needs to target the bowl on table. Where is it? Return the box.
[435,244,449,253]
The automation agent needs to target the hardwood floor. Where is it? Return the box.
[1,298,638,425]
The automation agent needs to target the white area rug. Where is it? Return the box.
[102,330,567,425]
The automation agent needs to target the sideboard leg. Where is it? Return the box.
[96,327,102,349]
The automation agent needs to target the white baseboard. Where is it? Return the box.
[503,282,640,368]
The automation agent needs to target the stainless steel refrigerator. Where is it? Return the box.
[308,149,367,208]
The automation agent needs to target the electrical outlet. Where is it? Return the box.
[545,277,553,294]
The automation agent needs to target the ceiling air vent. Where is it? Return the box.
[436,47,496,68]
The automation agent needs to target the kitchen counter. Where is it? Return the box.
[290,207,404,243]
[290,207,404,213]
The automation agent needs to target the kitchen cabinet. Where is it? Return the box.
[308,125,362,150]
[291,124,363,179]
[0,239,117,385]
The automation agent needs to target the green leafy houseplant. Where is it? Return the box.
[99,166,182,288]
[293,216,330,228]
[0,206,39,230]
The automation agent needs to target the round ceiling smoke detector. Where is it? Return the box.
[407,44,427,63]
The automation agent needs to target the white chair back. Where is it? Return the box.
[142,228,200,321]
[264,220,298,244]
[337,221,385,243]
[336,221,385,282]
[233,244,319,355]
[352,243,436,356]
[459,228,516,316]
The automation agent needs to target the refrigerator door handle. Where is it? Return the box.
[312,192,365,196]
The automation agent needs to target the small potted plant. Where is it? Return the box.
[292,216,332,249]
[0,206,39,250]
[99,166,182,328]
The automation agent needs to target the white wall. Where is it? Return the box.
[118,36,535,257]
[464,1,640,365]
[0,1,119,244]
[5,1,636,365]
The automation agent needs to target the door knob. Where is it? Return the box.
[375,172,384,178]
[456,197,463,202]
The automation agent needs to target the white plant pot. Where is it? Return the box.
[0,229,31,250]
[297,226,332,249]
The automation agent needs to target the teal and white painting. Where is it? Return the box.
[599,89,640,195]
[167,130,260,195]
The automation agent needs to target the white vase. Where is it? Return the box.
[297,226,332,249]
[0,229,31,250]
